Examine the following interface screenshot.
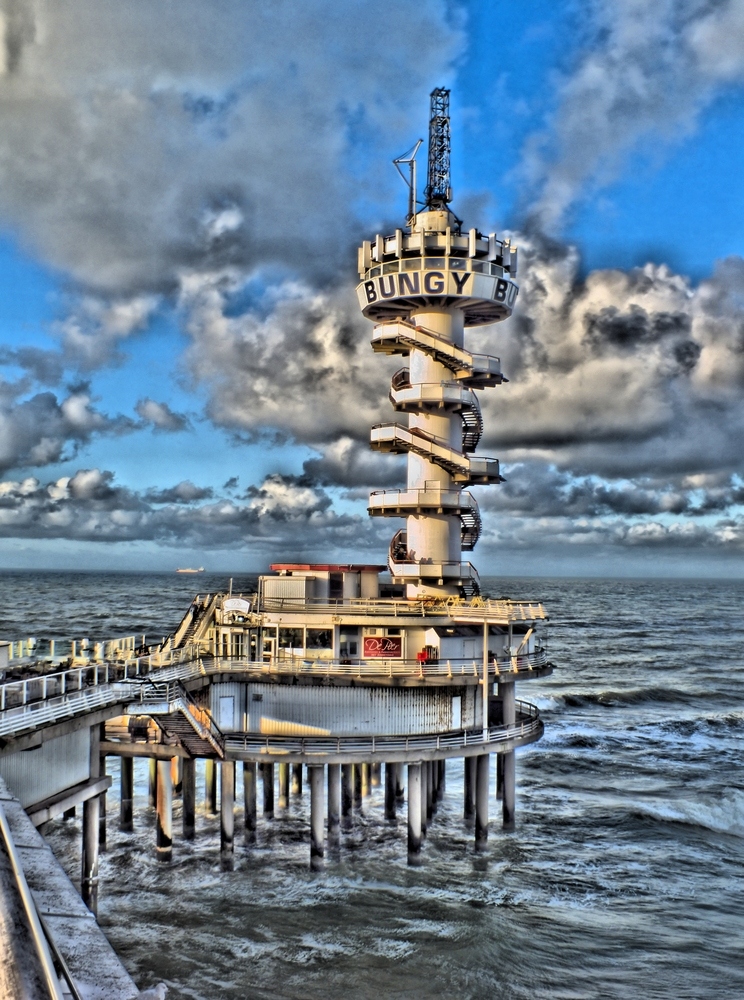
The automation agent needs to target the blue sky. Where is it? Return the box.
[1,0,744,576]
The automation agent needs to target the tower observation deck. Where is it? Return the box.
[358,89,518,599]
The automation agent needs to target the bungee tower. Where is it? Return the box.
[360,88,518,599]
[0,91,553,941]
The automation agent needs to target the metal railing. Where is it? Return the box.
[258,595,547,621]
[224,702,541,758]
[133,679,225,757]
[205,650,551,680]
[0,799,65,999]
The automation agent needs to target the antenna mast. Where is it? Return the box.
[393,139,423,227]
[424,87,452,209]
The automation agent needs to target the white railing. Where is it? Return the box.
[224,703,542,758]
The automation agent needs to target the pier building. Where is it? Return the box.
[0,90,552,997]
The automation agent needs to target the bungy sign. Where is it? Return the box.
[363,636,403,658]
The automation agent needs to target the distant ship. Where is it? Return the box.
[175,567,205,574]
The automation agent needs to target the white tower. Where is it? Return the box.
[358,89,519,599]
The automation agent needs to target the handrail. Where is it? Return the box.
[0,800,65,999]
[223,704,541,757]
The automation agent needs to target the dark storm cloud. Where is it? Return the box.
[0,0,462,294]
[0,468,384,550]
[0,382,135,475]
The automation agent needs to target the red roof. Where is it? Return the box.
[269,563,386,573]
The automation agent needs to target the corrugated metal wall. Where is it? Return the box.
[0,729,89,808]
[209,681,247,731]
[234,683,470,736]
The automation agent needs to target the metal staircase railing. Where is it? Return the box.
[133,679,225,758]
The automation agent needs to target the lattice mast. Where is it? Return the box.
[357,89,520,599]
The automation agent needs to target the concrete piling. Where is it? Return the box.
[384,762,396,821]
[341,763,353,830]
[291,763,303,795]
[496,754,504,801]
[475,754,489,851]
[220,761,235,866]
[262,762,274,818]
[464,755,476,821]
[205,759,218,815]
[99,750,107,850]
[182,758,196,840]
[371,761,381,787]
[426,761,434,819]
[82,725,100,913]
[395,763,405,803]
[148,757,157,809]
[171,756,183,798]
[120,756,134,832]
[502,752,515,830]
[278,762,290,809]
[243,762,257,843]
[156,759,173,862]
[353,764,362,810]
[309,765,324,871]
[327,763,340,844]
[407,763,422,864]
[420,760,428,836]
[361,763,370,797]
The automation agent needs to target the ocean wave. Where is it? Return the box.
[560,687,696,709]
[631,789,744,838]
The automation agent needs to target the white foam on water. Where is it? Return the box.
[631,788,744,838]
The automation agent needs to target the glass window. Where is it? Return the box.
[472,261,488,273]
[382,262,399,274]
[278,627,303,648]
[306,629,332,650]
[424,258,446,269]
[369,266,381,277]
[403,258,421,270]
[449,258,466,270]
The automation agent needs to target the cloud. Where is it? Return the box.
[135,398,190,433]
[181,274,397,446]
[0,381,134,475]
[523,0,744,229]
[0,468,384,552]
[0,0,462,295]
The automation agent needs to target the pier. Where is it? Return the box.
[0,89,554,996]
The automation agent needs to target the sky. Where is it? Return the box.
[1,0,744,577]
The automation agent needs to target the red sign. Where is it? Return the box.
[363,636,402,658]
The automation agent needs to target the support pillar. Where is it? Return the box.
[220,761,235,866]
[353,764,362,809]
[309,764,324,871]
[243,762,257,843]
[82,725,100,913]
[426,761,434,819]
[327,764,340,844]
[361,763,370,797]
[464,755,475,821]
[499,679,516,830]
[395,763,405,803]
[182,758,196,840]
[407,763,422,865]
[120,756,134,832]
[171,756,183,798]
[384,762,396,821]
[371,761,381,787]
[420,760,428,836]
[156,758,173,862]
[439,759,446,793]
[278,762,290,809]
[262,762,274,818]
[291,763,303,795]
[502,752,515,830]
[205,759,218,815]
[99,741,107,850]
[475,754,489,851]
[496,754,504,801]
[341,763,353,831]
[148,757,157,809]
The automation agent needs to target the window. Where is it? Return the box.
[340,628,359,658]
[279,627,303,648]
[306,629,332,650]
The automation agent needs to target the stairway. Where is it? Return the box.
[135,680,225,758]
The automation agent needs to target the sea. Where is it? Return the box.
[1,572,743,1000]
